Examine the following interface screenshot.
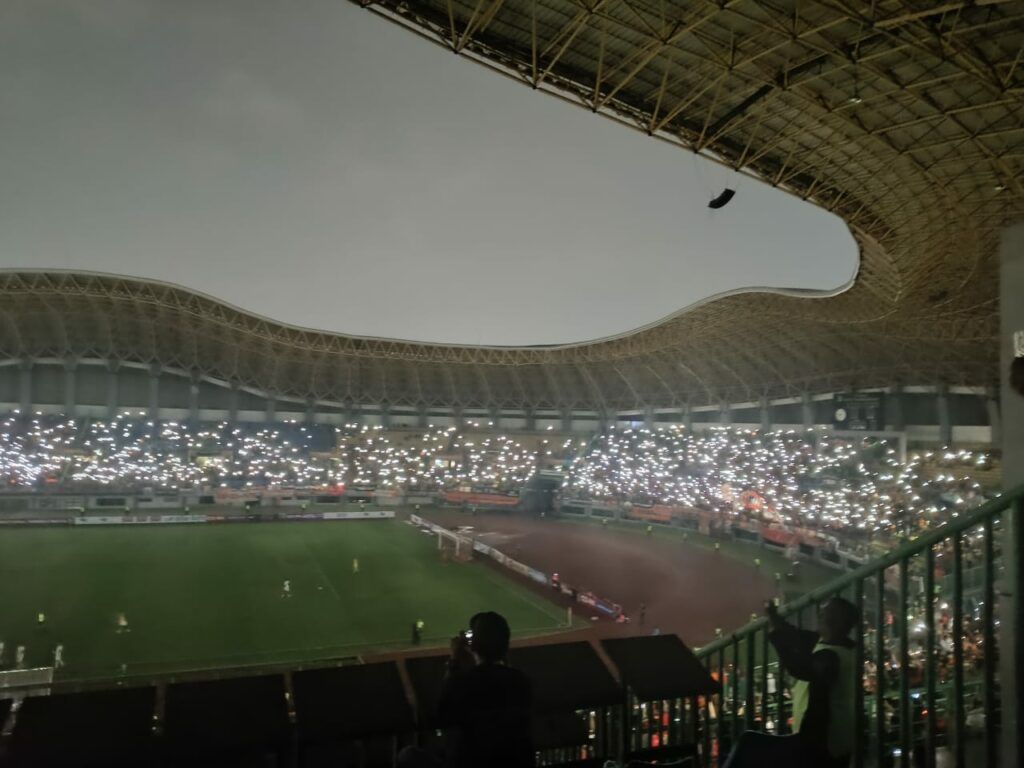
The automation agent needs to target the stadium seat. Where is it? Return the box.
[402,654,450,731]
[530,708,590,750]
[507,642,620,713]
[5,686,156,768]
[163,674,290,767]
[292,662,414,767]
[599,635,719,700]
[599,637,713,764]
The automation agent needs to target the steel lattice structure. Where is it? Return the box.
[2,1,1023,411]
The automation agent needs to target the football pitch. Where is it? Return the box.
[0,519,570,681]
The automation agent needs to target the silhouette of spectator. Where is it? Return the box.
[398,611,534,768]
[723,597,858,768]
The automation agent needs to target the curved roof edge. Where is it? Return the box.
[0,265,860,352]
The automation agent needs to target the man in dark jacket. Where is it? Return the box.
[399,611,534,768]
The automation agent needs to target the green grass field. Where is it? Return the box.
[0,519,569,681]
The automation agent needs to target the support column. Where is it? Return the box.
[306,398,317,425]
[228,382,240,423]
[345,400,360,427]
[682,402,693,431]
[148,364,161,420]
[379,402,391,429]
[265,396,276,425]
[106,362,119,420]
[63,359,77,418]
[18,359,32,415]
[489,407,501,430]
[936,385,952,447]
[416,405,429,430]
[759,395,771,433]
[801,392,814,430]
[600,409,615,433]
[560,408,572,433]
[719,400,731,426]
[524,408,536,432]
[644,406,655,429]
[986,390,1001,449]
[188,374,201,424]
[887,386,906,432]
[998,222,1024,767]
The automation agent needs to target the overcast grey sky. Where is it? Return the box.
[0,0,856,346]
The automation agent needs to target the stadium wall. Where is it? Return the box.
[0,358,1000,446]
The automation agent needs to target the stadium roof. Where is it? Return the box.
[2,1,1022,411]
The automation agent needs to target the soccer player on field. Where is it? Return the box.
[352,558,359,574]
[116,613,130,633]
[282,579,292,598]
[54,644,64,669]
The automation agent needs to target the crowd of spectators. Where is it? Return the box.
[1,415,996,548]
[0,413,540,493]
[562,427,995,541]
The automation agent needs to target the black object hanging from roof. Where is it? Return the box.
[708,188,736,209]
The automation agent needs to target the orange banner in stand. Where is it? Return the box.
[626,505,675,523]
[441,490,520,507]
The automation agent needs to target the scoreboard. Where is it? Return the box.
[832,392,886,431]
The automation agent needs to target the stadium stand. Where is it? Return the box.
[163,674,291,766]
[292,662,415,766]
[4,686,157,767]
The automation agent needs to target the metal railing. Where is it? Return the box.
[693,484,1024,768]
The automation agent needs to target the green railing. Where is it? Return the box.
[693,483,1024,768]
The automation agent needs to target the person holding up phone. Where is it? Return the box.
[399,611,534,768]
[723,597,858,768]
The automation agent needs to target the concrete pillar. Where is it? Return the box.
[345,401,360,427]
[643,406,655,429]
[682,402,693,431]
[601,409,615,432]
[106,362,119,420]
[188,375,201,424]
[18,359,32,414]
[887,386,906,431]
[986,390,1001,449]
[379,403,391,429]
[228,382,240,423]
[998,222,1024,766]
[63,360,77,418]
[524,409,536,432]
[306,398,317,425]
[1002,221,1024,484]
[416,405,429,429]
[936,385,952,447]
[265,396,276,425]
[560,408,572,433]
[759,395,771,433]
[148,365,161,420]
[801,392,814,430]
[489,407,502,430]
[719,400,731,426]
